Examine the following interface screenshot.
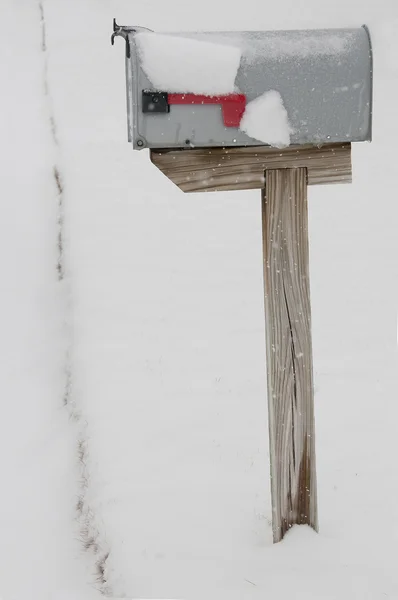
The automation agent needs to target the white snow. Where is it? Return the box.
[0,2,96,599]
[135,32,241,94]
[240,90,293,147]
[2,0,398,599]
[374,19,398,74]
[159,29,355,67]
[241,30,356,62]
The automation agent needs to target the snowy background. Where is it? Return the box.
[0,0,397,599]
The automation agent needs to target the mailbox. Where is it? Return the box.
[110,20,374,547]
[112,22,372,150]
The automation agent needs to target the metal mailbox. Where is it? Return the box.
[110,20,374,546]
[112,22,372,150]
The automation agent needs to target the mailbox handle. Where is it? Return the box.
[111,19,153,58]
[111,19,132,57]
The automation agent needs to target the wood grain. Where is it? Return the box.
[262,168,318,542]
[150,143,351,193]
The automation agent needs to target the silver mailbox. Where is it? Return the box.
[112,22,372,150]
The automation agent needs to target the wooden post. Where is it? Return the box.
[262,168,318,542]
[150,144,352,543]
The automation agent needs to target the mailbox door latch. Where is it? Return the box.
[142,91,170,114]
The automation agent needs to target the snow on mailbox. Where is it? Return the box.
[112,21,373,545]
[112,22,372,151]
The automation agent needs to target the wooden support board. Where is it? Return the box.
[150,143,351,193]
[262,168,318,542]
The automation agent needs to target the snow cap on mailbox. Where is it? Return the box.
[111,21,372,150]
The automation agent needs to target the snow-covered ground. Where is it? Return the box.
[0,2,97,599]
[1,0,398,599]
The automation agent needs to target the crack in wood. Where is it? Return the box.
[282,280,297,471]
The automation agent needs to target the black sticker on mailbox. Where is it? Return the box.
[142,90,170,114]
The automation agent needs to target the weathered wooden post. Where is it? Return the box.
[112,22,372,542]
[263,168,316,542]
